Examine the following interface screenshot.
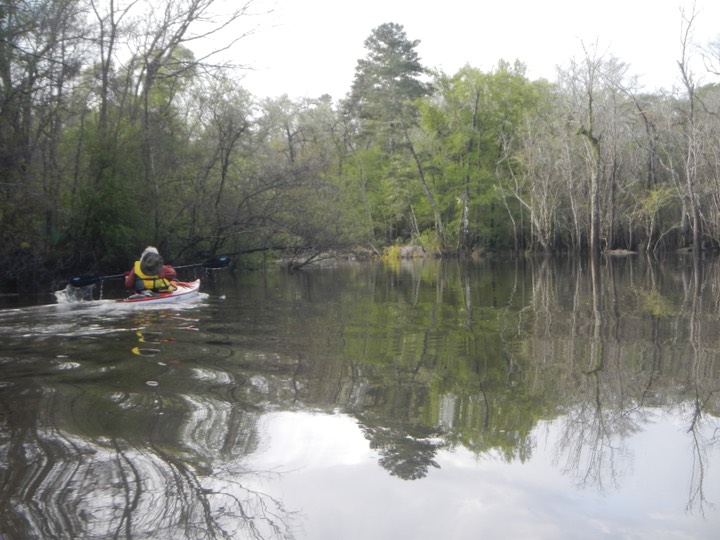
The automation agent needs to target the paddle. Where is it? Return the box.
[173,255,231,271]
[69,255,232,288]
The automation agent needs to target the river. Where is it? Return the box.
[0,255,719,539]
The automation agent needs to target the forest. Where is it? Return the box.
[2,0,720,291]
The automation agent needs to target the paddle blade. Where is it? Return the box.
[69,272,125,288]
[69,275,101,288]
[202,255,231,269]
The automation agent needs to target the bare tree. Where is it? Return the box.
[677,5,703,256]
[128,0,256,238]
[574,43,604,260]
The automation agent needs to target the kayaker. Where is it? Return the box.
[126,246,177,295]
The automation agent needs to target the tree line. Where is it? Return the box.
[2,0,720,291]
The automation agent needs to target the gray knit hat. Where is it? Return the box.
[140,246,163,275]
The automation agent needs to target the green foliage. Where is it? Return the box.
[68,115,148,267]
[75,176,144,268]
[416,229,443,252]
[382,244,402,260]
[345,22,431,128]
[638,186,676,218]
[343,22,443,246]
[416,62,549,251]
[4,2,720,286]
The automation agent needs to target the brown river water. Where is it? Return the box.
[0,255,719,539]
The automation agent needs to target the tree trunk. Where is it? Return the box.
[678,6,702,257]
[406,134,447,251]
[459,177,471,253]
[580,128,602,259]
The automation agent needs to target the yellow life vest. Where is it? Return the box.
[133,260,176,292]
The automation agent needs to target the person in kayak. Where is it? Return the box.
[126,246,177,295]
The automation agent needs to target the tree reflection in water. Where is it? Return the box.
[2,256,720,538]
[359,422,445,480]
[515,255,720,515]
[684,257,718,516]
[0,383,296,540]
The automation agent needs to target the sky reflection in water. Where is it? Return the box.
[244,408,720,540]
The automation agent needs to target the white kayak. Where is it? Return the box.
[118,280,201,304]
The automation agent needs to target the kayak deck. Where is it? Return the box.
[118,280,201,304]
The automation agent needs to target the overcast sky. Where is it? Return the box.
[220,0,720,100]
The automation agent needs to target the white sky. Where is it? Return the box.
[216,0,720,100]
